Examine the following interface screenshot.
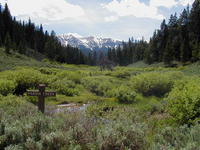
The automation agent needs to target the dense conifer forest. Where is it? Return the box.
[107,0,200,66]
[2,1,200,67]
[0,4,87,64]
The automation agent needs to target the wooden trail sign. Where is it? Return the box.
[27,84,56,113]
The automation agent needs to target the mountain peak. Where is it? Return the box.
[58,33,122,53]
[61,33,83,38]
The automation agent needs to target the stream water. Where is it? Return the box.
[45,103,89,114]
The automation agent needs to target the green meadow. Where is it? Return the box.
[1,48,200,149]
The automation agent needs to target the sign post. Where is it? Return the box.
[27,84,56,113]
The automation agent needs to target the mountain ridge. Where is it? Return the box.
[58,33,122,53]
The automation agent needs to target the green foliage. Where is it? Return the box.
[1,57,200,149]
[86,100,116,117]
[0,80,16,96]
[152,124,200,150]
[0,95,25,107]
[8,69,48,95]
[109,70,131,79]
[50,78,80,96]
[0,102,147,150]
[82,76,118,97]
[54,71,83,84]
[167,77,200,124]
[113,86,137,104]
[96,120,146,150]
[132,71,184,97]
[37,67,58,75]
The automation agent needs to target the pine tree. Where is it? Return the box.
[44,40,56,60]
[189,0,200,41]
[18,40,26,54]
[4,32,11,54]
[0,35,2,46]
[168,13,178,27]
[163,38,174,65]
[191,41,200,61]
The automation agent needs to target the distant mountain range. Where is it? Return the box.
[58,33,122,54]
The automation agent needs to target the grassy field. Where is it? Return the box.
[0,47,200,149]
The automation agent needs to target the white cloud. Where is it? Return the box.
[0,0,86,23]
[103,0,195,21]
[103,0,164,20]
[150,0,178,8]
[179,0,194,6]
[105,15,118,22]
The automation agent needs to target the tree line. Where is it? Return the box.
[0,4,88,64]
[107,0,200,66]
[107,39,148,66]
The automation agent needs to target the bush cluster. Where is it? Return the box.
[0,80,16,96]
[82,76,117,97]
[167,77,200,124]
[0,102,147,150]
[113,86,137,104]
[54,71,83,84]
[132,71,183,97]
[50,78,80,96]
[152,124,200,150]
[0,68,48,95]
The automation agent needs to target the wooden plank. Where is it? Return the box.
[27,91,56,97]
[27,91,41,96]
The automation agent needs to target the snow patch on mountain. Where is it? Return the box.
[58,33,122,52]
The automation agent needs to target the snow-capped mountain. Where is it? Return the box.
[58,33,122,53]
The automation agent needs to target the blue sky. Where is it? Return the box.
[0,0,195,40]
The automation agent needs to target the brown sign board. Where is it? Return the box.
[27,84,56,113]
[27,91,56,97]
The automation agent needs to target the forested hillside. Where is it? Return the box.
[108,0,200,66]
[0,4,87,64]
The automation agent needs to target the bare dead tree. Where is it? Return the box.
[98,57,116,71]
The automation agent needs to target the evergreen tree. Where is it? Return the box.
[18,40,26,54]
[163,38,174,65]
[191,41,200,61]
[168,13,178,27]
[4,32,11,54]
[189,0,200,41]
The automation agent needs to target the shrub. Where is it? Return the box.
[55,71,82,84]
[132,71,184,97]
[86,101,115,117]
[0,80,16,96]
[0,95,25,107]
[82,76,120,97]
[167,77,200,124]
[113,86,137,104]
[96,120,147,150]
[110,70,131,79]
[152,124,200,150]
[50,78,80,96]
[1,69,48,95]
[0,99,149,150]
[38,67,58,75]
[82,76,113,96]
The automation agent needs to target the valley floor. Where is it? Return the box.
[1,48,200,149]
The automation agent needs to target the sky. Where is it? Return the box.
[0,0,195,41]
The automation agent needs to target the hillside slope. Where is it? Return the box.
[0,47,49,71]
